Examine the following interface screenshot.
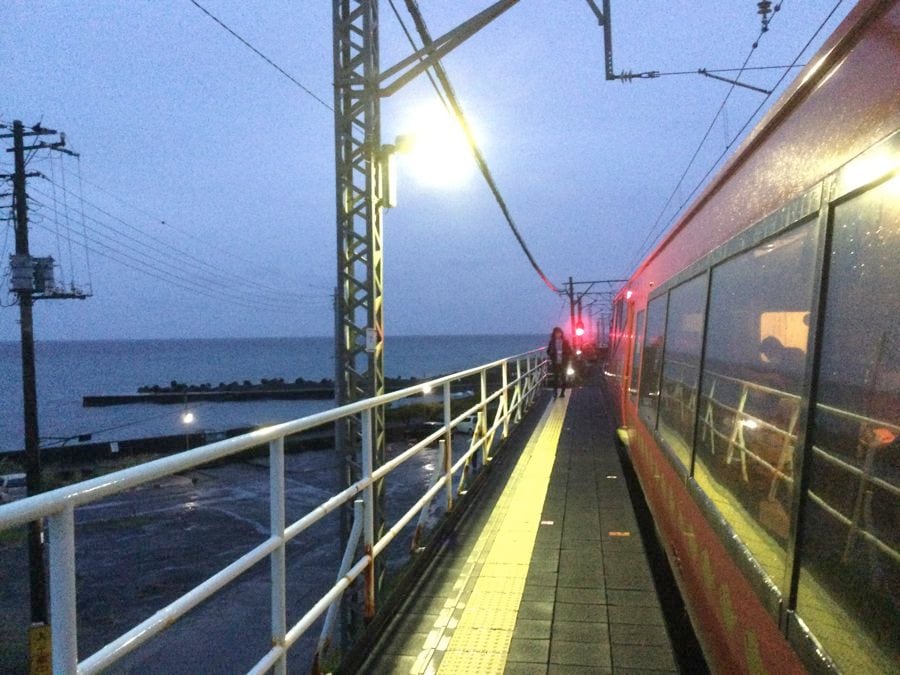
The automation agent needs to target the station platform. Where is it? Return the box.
[360,383,679,674]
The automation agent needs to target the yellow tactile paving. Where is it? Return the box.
[421,396,568,675]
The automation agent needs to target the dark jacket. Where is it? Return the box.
[547,337,572,368]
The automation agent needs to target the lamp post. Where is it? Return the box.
[181,410,195,451]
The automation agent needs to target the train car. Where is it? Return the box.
[605,1,899,672]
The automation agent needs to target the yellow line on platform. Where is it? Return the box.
[419,395,567,675]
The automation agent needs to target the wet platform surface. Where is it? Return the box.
[361,384,678,674]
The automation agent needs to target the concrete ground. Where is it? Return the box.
[361,383,681,674]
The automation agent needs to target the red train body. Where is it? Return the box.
[606,2,900,672]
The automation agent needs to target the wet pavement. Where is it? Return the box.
[0,437,452,673]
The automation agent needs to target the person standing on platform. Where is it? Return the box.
[547,326,572,399]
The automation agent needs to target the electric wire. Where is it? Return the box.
[394,0,561,294]
[625,1,843,275]
[32,218,331,314]
[35,179,323,302]
[187,0,333,112]
[386,0,451,112]
[28,193,330,313]
[57,154,78,286]
[651,64,805,77]
[48,155,67,284]
[70,172,330,292]
[75,157,94,291]
[30,218,301,312]
[653,0,846,236]
[623,4,787,275]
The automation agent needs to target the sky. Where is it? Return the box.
[0,1,856,341]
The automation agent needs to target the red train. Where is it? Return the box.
[605,1,899,672]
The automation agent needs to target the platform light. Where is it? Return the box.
[398,102,476,189]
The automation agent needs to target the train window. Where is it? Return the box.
[694,220,817,588]
[796,175,899,673]
[657,273,708,469]
[639,295,668,426]
[629,310,645,403]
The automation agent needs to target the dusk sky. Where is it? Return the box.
[1,1,855,341]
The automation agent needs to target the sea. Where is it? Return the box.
[0,335,543,453]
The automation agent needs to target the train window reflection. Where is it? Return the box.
[639,296,668,426]
[658,274,708,469]
[796,175,899,673]
[629,310,645,403]
[694,221,817,587]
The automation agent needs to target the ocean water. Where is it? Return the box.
[0,335,542,452]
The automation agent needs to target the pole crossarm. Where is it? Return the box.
[378,0,521,97]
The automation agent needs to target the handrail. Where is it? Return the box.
[0,348,548,674]
[0,350,542,530]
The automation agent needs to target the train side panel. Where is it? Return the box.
[607,2,900,672]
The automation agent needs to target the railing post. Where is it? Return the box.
[48,506,78,674]
[361,409,376,620]
[443,382,453,511]
[525,355,534,405]
[479,368,488,465]
[501,360,509,439]
[317,499,364,670]
[269,437,287,675]
[515,358,523,423]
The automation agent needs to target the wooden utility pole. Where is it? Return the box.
[9,120,48,633]
[2,120,81,674]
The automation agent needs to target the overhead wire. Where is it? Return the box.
[57,154,78,285]
[30,216,330,314]
[677,1,846,202]
[625,1,844,276]
[35,178,324,303]
[651,63,805,77]
[48,154,67,284]
[392,0,561,294]
[186,0,333,112]
[623,3,788,275]
[74,157,94,291]
[73,172,330,292]
[27,190,330,313]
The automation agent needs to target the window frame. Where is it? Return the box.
[632,130,900,667]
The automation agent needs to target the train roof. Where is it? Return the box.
[626,0,900,295]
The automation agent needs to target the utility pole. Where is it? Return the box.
[567,276,576,342]
[2,120,81,674]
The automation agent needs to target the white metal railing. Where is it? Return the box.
[0,350,548,674]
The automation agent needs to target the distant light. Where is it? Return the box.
[742,419,758,430]
[182,411,195,425]
[422,383,433,394]
[566,366,575,376]
[626,290,633,300]
[575,321,585,337]
[575,349,582,356]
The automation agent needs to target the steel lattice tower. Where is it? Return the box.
[332,0,386,637]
